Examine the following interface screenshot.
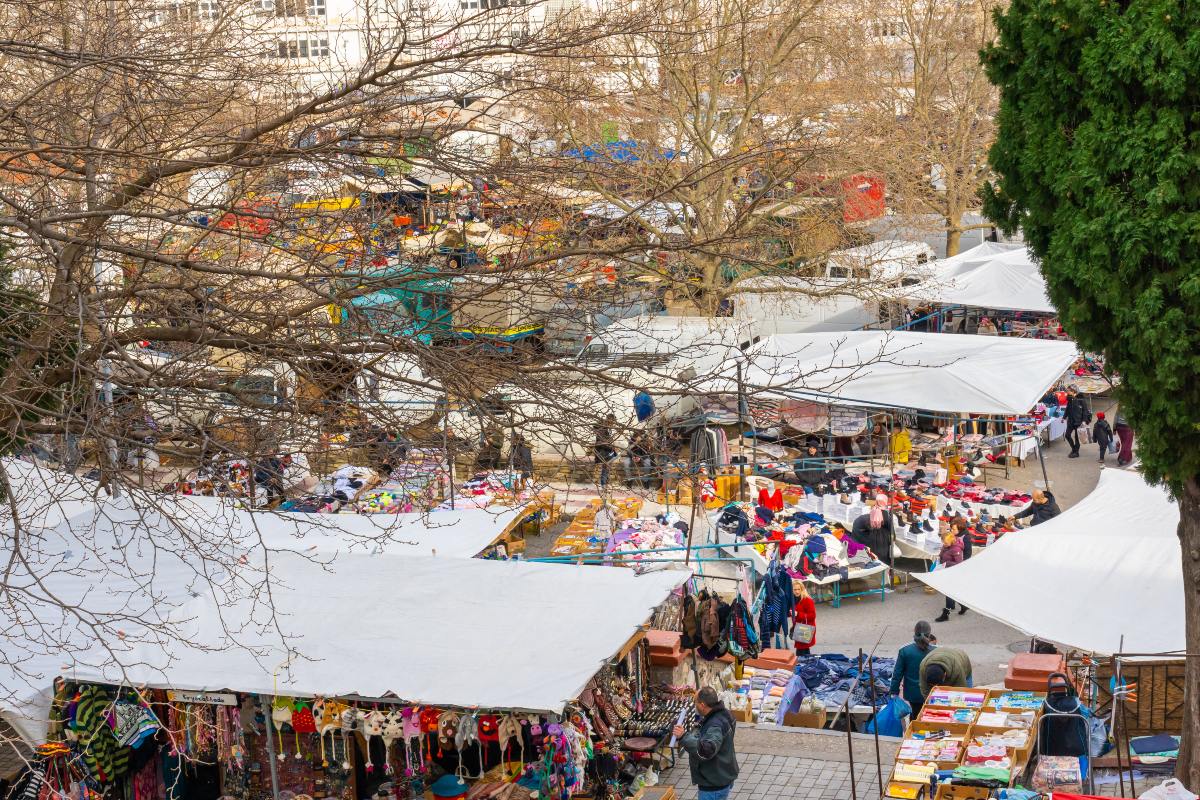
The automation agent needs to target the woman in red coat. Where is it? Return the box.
[793,581,817,654]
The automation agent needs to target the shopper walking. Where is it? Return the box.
[593,414,618,488]
[673,687,739,800]
[919,648,974,697]
[509,435,533,488]
[791,582,816,655]
[934,532,967,622]
[1092,412,1114,464]
[1014,489,1061,526]
[1063,388,1091,458]
[1114,411,1135,467]
[891,622,937,712]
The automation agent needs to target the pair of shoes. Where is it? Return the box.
[958,606,968,616]
[934,610,951,623]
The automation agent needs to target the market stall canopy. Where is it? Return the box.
[582,315,756,374]
[580,201,688,235]
[221,503,523,558]
[1,497,687,738]
[915,470,1182,655]
[903,242,1055,314]
[699,331,1078,415]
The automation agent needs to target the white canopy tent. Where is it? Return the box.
[916,470,1183,655]
[701,331,1078,415]
[904,243,1055,314]
[4,460,521,560]
[213,502,524,558]
[1,498,687,740]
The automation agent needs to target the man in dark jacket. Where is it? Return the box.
[890,621,937,711]
[1014,489,1061,526]
[674,687,739,800]
[1063,388,1091,458]
[509,435,533,485]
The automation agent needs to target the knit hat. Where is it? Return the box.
[430,774,469,798]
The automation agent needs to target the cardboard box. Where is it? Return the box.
[1004,652,1067,691]
[905,720,973,739]
[933,785,990,800]
[884,781,928,800]
[646,629,682,654]
[632,787,676,800]
[649,650,686,667]
[781,710,827,729]
[730,705,754,723]
[984,688,1047,713]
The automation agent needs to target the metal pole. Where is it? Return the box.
[1035,431,1050,490]
[844,691,859,800]
[865,650,884,797]
[441,395,455,509]
[1110,645,1128,798]
[262,696,281,800]
[736,360,746,502]
[685,486,698,566]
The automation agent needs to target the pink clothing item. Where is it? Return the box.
[869,494,889,527]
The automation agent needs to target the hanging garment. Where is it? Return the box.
[757,563,794,641]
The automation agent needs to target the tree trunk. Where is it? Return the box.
[945,224,963,258]
[1178,476,1200,786]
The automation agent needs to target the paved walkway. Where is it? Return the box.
[659,727,897,800]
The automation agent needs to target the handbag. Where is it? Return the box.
[791,622,815,645]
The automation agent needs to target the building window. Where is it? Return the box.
[254,0,274,14]
[275,37,330,59]
[874,20,907,37]
[273,0,324,16]
[461,0,524,9]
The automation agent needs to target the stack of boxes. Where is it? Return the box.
[647,630,686,668]
[885,688,1046,800]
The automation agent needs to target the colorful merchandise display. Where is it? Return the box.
[885,687,1046,800]
[30,641,665,800]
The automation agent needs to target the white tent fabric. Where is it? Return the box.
[4,459,520,560]
[904,243,1055,314]
[701,331,1078,415]
[215,503,523,558]
[1,498,687,736]
[916,470,1183,655]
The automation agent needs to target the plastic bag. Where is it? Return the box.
[863,695,910,738]
[1140,779,1199,800]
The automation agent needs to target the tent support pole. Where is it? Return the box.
[736,361,746,502]
[1036,432,1050,490]
[844,690,859,800]
[866,649,883,797]
[263,696,282,800]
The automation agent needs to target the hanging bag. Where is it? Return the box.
[791,622,815,645]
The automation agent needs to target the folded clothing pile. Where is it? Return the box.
[794,653,893,709]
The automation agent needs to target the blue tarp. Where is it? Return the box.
[561,140,680,163]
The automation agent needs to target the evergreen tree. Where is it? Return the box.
[982,0,1200,782]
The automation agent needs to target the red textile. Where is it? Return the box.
[757,487,784,512]
[793,596,816,651]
